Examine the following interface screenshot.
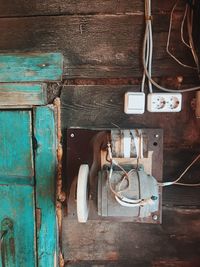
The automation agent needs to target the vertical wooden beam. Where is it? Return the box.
[34,106,58,267]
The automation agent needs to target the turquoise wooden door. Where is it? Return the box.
[0,53,62,267]
[0,110,36,267]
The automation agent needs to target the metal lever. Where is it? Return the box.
[0,230,7,248]
[1,218,15,267]
[0,229,8,267]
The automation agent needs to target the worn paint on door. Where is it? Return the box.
[0,110,36,267]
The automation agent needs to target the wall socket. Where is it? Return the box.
[147,93,182,112]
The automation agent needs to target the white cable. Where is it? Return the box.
[141,0,153,93]
[142,0,200,93]
[115,195,154,208]
[158,154,200,187]
[143,28,200,93]
[175,182,200,187]
[166,0,196,70]
[141,27,149,92]
[181,4,191,49]
[107,143,156,207]
[147,0,153,93]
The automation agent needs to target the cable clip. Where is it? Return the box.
[145,15,153,21]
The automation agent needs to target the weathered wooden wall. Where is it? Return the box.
[0,1,200,266]
[0,0,198,79]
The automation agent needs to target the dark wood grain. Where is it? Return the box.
[0,0,184,17]
[0,13,196,78]
[62,207,200,265]
[61,85,200,148]
[0,0,199,266]
[65,259,200,267]
[163,149,200,207]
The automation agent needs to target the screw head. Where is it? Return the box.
[152,214,158,221]
[70,133,75,138]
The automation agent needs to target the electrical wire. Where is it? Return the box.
[166,0,196,69]
[175,182,200,186]
[146,0,153,93]
[158,153,200,187]
[107,143,157,207]
[181,4,191,48]
[142,0,200,93]
[187,0,200,73]
[142,26,200,92]
[141,0,153,93]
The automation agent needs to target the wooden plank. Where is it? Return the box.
[34,106,58,267]
[163,149,200,207]
[0,83,47,106]
[0,110,34,183]
[193,1,200,63]
[0,0,182,17]
[64,259,200,267]
[0,185,36,266]
[61,85,200,148]
[62,207,200,264]
[0,53,63,82]
[0,13,195,78]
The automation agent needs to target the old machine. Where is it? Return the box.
[67,128,163,224]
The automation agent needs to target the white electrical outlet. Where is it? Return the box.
[147,93,182,112]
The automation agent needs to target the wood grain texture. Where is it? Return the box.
[34,106,58,267]
[65,260,200,267]
[62,207,200,264]
[0,83,47,106]
[61,85,200,148]
[0,0,183,17]
[163,149,200,207]
[0,12,196,78]
[0,53,63,82]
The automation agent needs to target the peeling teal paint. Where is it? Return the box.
[0,52,62,266]
[0,111,34,183]
[0,185,36,267]
[0,53,63,82]
[34,106,58,267]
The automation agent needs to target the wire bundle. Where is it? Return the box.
[107,143,157,207]
[141,0,153,93]
[142,0,200,93]
[158,153,200,187]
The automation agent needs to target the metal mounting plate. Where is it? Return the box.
[66,128,163,224]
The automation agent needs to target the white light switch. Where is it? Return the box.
[124,92,145,114]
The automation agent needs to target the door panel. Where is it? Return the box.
[0,110,36,267]
[34,106,58,267]
[0,185,36,267]
[0,107,57,266]
[0,111,34,184]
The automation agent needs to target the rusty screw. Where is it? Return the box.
[152,214,158,221]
